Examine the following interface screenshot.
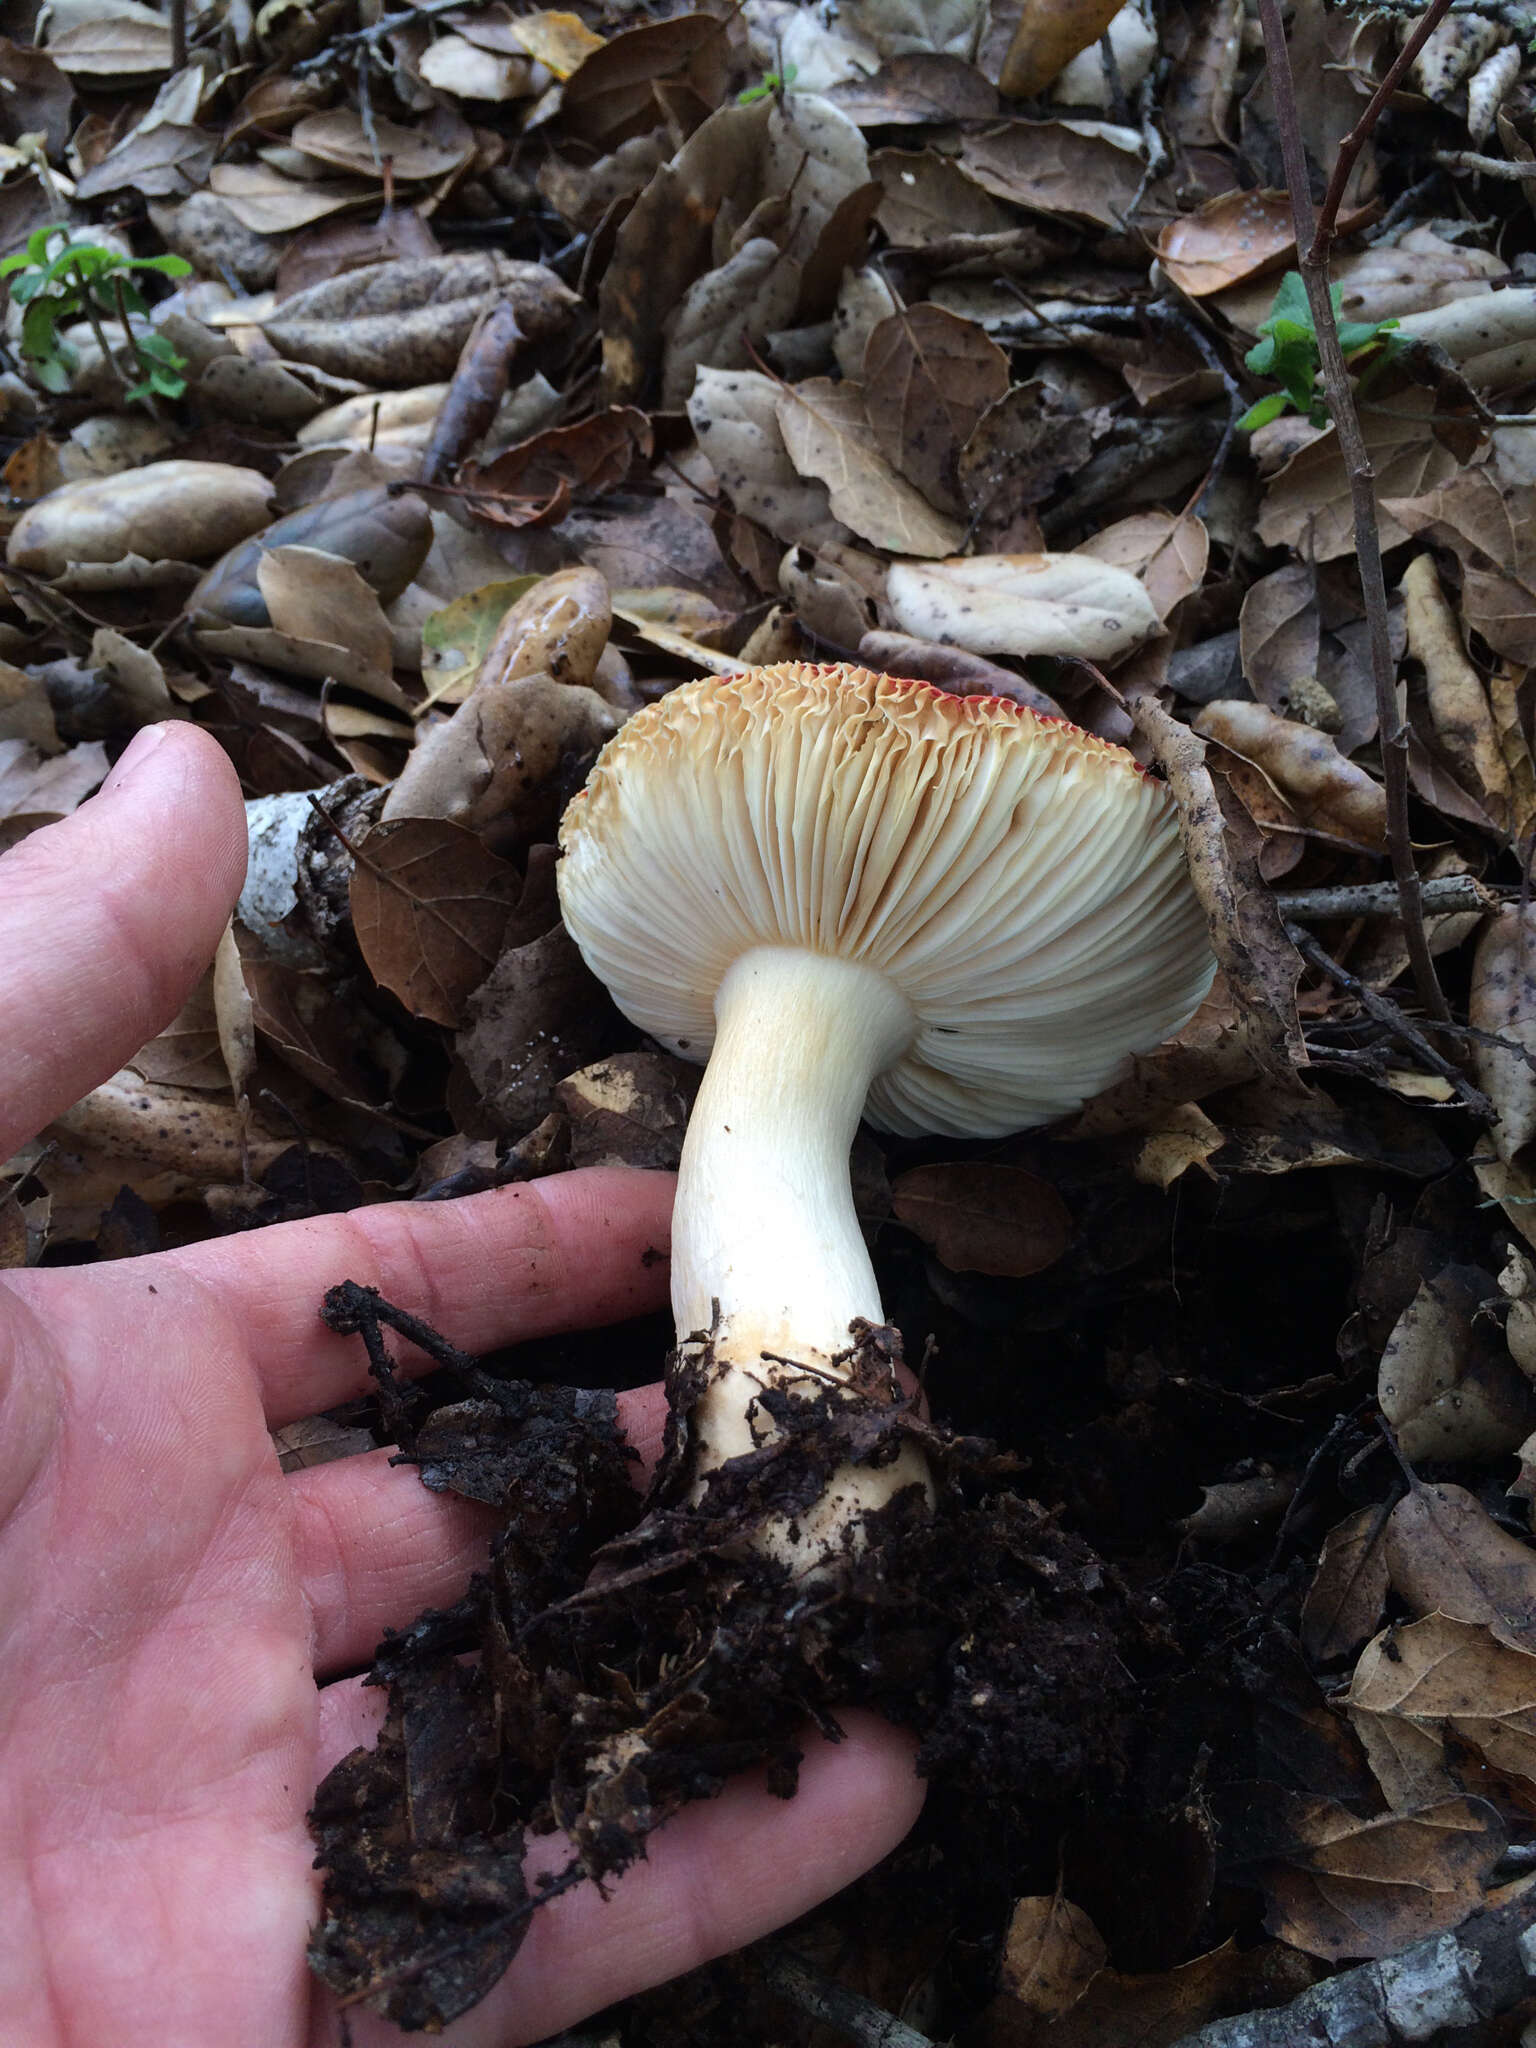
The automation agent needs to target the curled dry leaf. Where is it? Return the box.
[997,0,1125,97]
[462,409,653,525]
[1258,390,1476,563]
[6,461,273,580]
[1191,701,1387,849]
[1378,1264,1536,1461]
[475,567,613,693]
[886,552,1159,661]
[1126,695,1305,1072]
[1388,468,1536,668]
[1132,1100,1224,1188]
[775,379,965,557]
[127,970,229,1093]
[189,487,434,631]
[383,675,618,846]
[1239,561,1319,716]
[289,109,475,184]
[861,303,1009,516]
[890,1162,1073,1278]
[1300,1506,1391,1667]
[349,816,518,1028]
[1401,552,1511,832]
[261,256,579,385]
[420,579,539,709]
[0,739,109,830]
[1470,904,1536,1162]
[257,547,399,698]
[996,1893,1107,2021]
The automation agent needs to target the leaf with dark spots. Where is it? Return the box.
[862,304,1008,517]
[350,817,518,1027]
[891,1162,1072,1277]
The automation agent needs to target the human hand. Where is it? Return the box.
[0,723,924,2047]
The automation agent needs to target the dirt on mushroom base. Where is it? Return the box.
[306,1288,1159,2033]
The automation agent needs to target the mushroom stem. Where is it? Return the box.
[673,945,932,1563]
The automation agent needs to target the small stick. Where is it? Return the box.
[1274,876,1498,919]
[1285,923,1495,1117]
[1255,0,1453,1025]
[753,1946,937,2048]
[1433,150,1536,178]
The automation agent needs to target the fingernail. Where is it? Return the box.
[101,723,169,796]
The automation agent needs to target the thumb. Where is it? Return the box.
[0,723,248,1161]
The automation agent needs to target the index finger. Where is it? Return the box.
[124,1167,674,1423]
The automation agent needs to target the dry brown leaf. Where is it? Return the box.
[1401,552,1512,832]
[261,255,577,384]
[1076,510,1208,623]
[455,924,614,1138]
[861,304,1008,516]
[1379,1263,1536,1461]
[1348,1612,1536,1789]
[0,738,109,829]
[463,409,653,524]
[1471,903,1536,1163]
[1156,188,1299,297]
[257,548,397,694]
[1385,1482,1536,1653]
[776,378,965,556]
[127,971,229,1092]
[1300,1506,1391,1667]
[886,552,1158,660]
[190,488,434,632]
[555,1051,700,1172]
[1490,663,1536,844]
[7,461,273,580]
[561,13,728,149]
[1191,701,1387,849]
[1258,391,1477,562]
[996,1893,1106,2021]
[46,16,171,77]
[1248,1792,1504,1962]
[207,162,375,235]
[688,366,843,547]
[1126,695,1305,1073]
[890,1163,1072,1277]
[1239,561,1320,716]
[1388,467,1536,667]
[350,817,518,1027]
[871,147,1016,245]
[998,0,1124,97]
[241,954,404,1108]
[978,1938,1314,2048]
[957,119,1143,228]
[290,109,475,183]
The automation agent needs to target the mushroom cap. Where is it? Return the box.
[557,662,1216,1137]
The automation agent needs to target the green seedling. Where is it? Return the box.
[1239,269,1406,433]
[738,61,798,103]
[0,225,192,405]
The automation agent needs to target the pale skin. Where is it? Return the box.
[0,722,924,2048]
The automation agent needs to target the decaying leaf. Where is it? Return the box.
[996,1892,1107,2020]
[1075,511,1208,624]
[1349,1612,1536,1792]
[1401,552,1512,833]
[1300,1506,1391,1667]
[776,379,965,557]
[861,304,1009,516]
[688,366,842,547]
[555,1050,699,1171]
[1389,467,1536,667]
[1378,1263,1536,1462]
[349,817,518,1028]
[1385,1482,1536,1653]
[890,1162,1072,1277]
[1471,904,1536,1162]
[886,552,1159,661]
[7,461,273,579]
[1156,189,1300,297]
[1192,701,1387,850]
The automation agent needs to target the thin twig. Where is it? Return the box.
[1255,0,1452,1025]
[1433,149,1536,178]
[292,0,469,73]
[1286,923,1494,1116]
[1309,0,1455,266]
[753,1946,937,2048]
[1273,876,1499,920]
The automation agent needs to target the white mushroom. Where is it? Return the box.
[557,663,1216,1572]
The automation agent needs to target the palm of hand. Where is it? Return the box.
[0,726,922,2048]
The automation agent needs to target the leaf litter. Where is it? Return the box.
[17,0,1536,2041]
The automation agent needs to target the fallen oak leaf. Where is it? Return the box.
[890,1162,1072,1278]
[775,377,965,557]
[348,816,519,1027]
[861,303,1009,516]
